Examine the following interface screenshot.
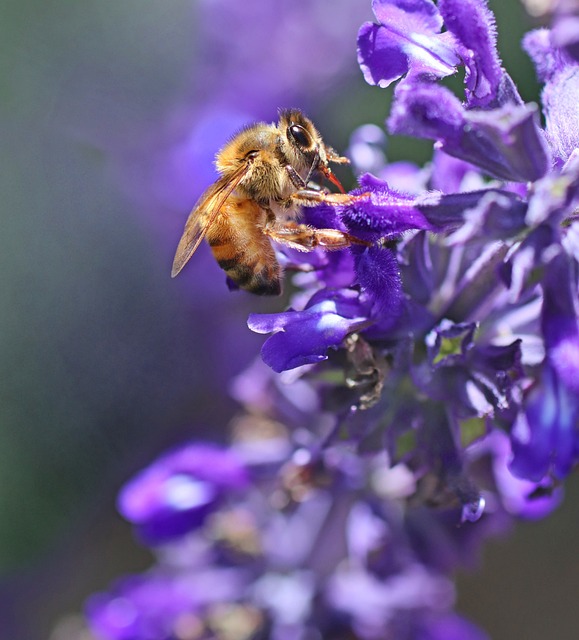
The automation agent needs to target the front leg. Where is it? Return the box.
[263,221,370,252]
[285,164,308,190]
[288,188,370,208]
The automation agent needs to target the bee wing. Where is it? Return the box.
[171,164,248,278]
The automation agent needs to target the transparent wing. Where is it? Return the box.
[171,164,248,277]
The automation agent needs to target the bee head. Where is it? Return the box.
[278,109,347,192]
[278,108,327,173]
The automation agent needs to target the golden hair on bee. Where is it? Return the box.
[171,109,369,295]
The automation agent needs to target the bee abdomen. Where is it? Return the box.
[245,267,282,295]
[215,250,280,296]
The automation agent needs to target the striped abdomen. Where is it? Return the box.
[207,198,282,296]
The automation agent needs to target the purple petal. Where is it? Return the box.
[342,173,434,240]
[499,225,557,301]
[249,290,369,372]
[357,0,459,88]
[425,320,477,369]
[354,245,404,322]
[524,28,569,82]
[372,0,443,31]
[476,431,563,519]
[541,251,579,394]
[327,563,456,635]
[471,341,523,397]
[86,574,197,640]
[415,188,527,240]
[86,568,244,640]
[552,15,579,62]
[526,154,579,227]
[345,173,527,241]
[430,150,483,193]
[388,81,464,146]
[439,0,520,107]
[358,22,414,88]
[510,365,579,481]
[418,321,523,420]
[460,103,550,182]
[540,70,579,163]
[510,252,579,481]
[398,232,438,306]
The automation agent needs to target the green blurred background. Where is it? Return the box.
[0,0,577,638]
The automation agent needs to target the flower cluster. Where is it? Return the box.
[250,0,579,485]
[83,1,578,639]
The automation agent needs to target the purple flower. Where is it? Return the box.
[359,0,513,105]
[248,289,371,373]
[118,443,249,544]
[87,573,195,640]
[357,0,460,88]
[470,430,563,520]
[359,0,550,180]
[343,173,436,239]
[346,173,528,240]
[541,251,579,395]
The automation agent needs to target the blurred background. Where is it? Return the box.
[0,0,577,638]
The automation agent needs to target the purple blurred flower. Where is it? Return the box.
[88,431,491,640]
[87,568,246,640]
[551,0,579,62]
[118,443,249,545]
[468,429,562,520]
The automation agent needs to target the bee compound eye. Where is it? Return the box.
[245,150,260,160]
[288,125,311,148]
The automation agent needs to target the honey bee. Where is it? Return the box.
[171,108,368,295]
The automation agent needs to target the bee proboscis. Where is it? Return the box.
[171,109,368,295]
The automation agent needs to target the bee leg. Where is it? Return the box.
[263,221,370,251]
[286,168,328,193]
[289,189,369,207]
[285,164,308,189]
